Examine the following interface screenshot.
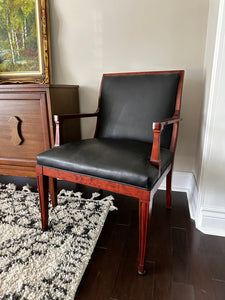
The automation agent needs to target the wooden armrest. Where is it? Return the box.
[152,116,181,131]
[54,109,99,146]
[54,110,99,123]
[150,115,182,173]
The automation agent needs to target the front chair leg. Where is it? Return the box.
[36,166,49,231]
[138,191,150,275]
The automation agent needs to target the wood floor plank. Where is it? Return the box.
[171,227,190,283]
[76,224,129,300]
[207,253,225,282]
[187,230,216,300]
[111,210,155,300]
[148,194,173,300]
[172,282,195,300]
[213,279,225,300]
[111,260,155,300]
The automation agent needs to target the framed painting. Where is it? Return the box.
[0,0,51,84]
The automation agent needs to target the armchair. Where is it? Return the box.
[36,70,184,274]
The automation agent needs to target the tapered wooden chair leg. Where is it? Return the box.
[49,177,57,207]
[166,170,172,208]
[138,192,150,275]
[36,166,49,231]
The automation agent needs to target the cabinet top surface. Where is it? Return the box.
[0,84,79,91]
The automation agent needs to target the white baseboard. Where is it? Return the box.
[159,171,197,219]
[196,208,225,237]
[159,171,225,237]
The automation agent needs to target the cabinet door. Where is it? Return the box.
[0,92,51,167]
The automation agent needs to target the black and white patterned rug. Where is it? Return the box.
[0,183,116,299]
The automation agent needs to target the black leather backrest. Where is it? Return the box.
[96,72,181,148]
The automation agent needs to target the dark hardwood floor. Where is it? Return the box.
[0,175,225,300]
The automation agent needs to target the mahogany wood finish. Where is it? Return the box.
[150,117,181,172]
[0,84,81,177]
[37,164,165,274]
[49,177,58,207]
[36,71,184,274]
[36,166,49,231]
[138,194,151,275]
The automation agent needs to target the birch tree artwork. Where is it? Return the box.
[0,0,39,73]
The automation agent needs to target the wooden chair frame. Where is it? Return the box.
[36,70,184,275]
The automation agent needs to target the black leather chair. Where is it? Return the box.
[36,70,184,274]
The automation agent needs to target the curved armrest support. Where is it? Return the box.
[54,109,99,146]
[150,116,182,173]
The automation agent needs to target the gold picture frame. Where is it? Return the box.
[0,0,51,84]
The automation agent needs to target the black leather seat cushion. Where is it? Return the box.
[37,138,173,190]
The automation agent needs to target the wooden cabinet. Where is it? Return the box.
[0,84,81,177]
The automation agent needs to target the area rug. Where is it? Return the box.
[0,183,116,299]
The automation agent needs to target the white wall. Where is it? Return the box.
[195,0,225,236]
[49,0,209,174]
[195,0,220,183]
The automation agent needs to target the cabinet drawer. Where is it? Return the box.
[0,93,51,163]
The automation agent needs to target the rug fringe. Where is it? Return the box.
[0,183,32,193]
[0,184,117,211]
[57,189,117,210]
[22,184,32,193]
[2,183,16,191]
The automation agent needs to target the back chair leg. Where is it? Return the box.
[36,166,49,231]
[138,191,151,275]
[166,169,172,208]
[49,177,57,207]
